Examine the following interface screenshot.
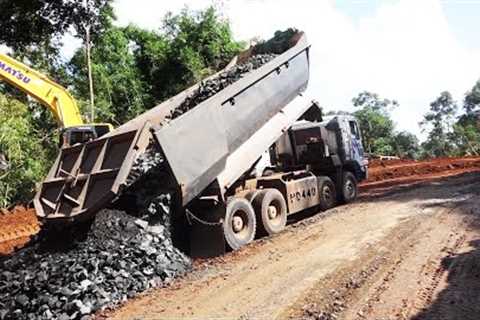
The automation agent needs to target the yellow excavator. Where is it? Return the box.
[0,53,112,147]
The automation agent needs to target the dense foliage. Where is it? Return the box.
[420,89,480,157]
[0,94,53,206]
[0,0,113,51]
[352,91,397,155]
[70,7,242,125]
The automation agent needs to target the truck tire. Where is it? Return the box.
[223,197,257,250]
[340,171,358,203]
[252,189,287,237]
[317,176,336,211]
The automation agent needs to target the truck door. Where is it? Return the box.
[348,119,365,163]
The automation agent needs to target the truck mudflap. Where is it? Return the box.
[34,31,311,222]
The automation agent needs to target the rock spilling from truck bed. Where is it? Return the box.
[168,53,277,120]
[253,28,299,55]
[0,209,191,320]
[125,148,165,188]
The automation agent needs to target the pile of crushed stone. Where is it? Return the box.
[0,208,191,320]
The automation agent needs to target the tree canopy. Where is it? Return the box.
[352,91,397,155]
[0,94,53,206]
[420,91,458,158]
[420,89,480,157]
[464,80,480,114]
[70,7,242,125]
[0,0,114,52]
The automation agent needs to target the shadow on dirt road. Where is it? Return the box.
[411,223,480,320]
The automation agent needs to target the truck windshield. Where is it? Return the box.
[349,121,360,140]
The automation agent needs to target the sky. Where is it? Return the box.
[64,0,480,139]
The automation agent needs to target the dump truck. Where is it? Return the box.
[34,31,367,256]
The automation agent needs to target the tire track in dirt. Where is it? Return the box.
[283,181,480,320]
[411,234,467,314]
[282,213,435,320]
[345,199,478,320]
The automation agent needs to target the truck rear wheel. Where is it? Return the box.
[317,176,336,211]
[340,171,358,203]
[252,189,287,237]
[224,198,257,250]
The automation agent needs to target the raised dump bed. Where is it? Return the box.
[34,31,311,222]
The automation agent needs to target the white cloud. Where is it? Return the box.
[68,0,480,139]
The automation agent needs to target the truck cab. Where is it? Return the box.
[289,115,368,181]
[215,111,368,254]
[258,114,368,191]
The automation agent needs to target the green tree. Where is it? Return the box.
[70,26,152,125]
[394,131,420,159]
[352,91,399,111]
[420,91,458,158]
[452,79,480,156]
[158,7,243,97]
[0,0,114,52]
[0,94,53,206]
[464,79,480,114]
[70,6,242,125]
[452,123,480,156]
[352,91,397,155]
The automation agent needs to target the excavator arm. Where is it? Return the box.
[0,53,113,146]
[0,53,83,128]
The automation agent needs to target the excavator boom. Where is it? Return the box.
[0,53,83,128]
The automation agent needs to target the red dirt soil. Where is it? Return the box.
[366,157,480,183]
[0,206,40,255]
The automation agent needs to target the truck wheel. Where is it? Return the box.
[340,171,358,203]
[252,189,287,237]
[317,176,336,211]
[224,198,257,250]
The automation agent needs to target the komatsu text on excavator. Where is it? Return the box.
[0,53,112,147]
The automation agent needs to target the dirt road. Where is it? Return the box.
[2,157,479,256]
[107,171,480,320]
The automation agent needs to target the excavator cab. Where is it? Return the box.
[62,123,112,147]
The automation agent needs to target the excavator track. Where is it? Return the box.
[0,206,40,255]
